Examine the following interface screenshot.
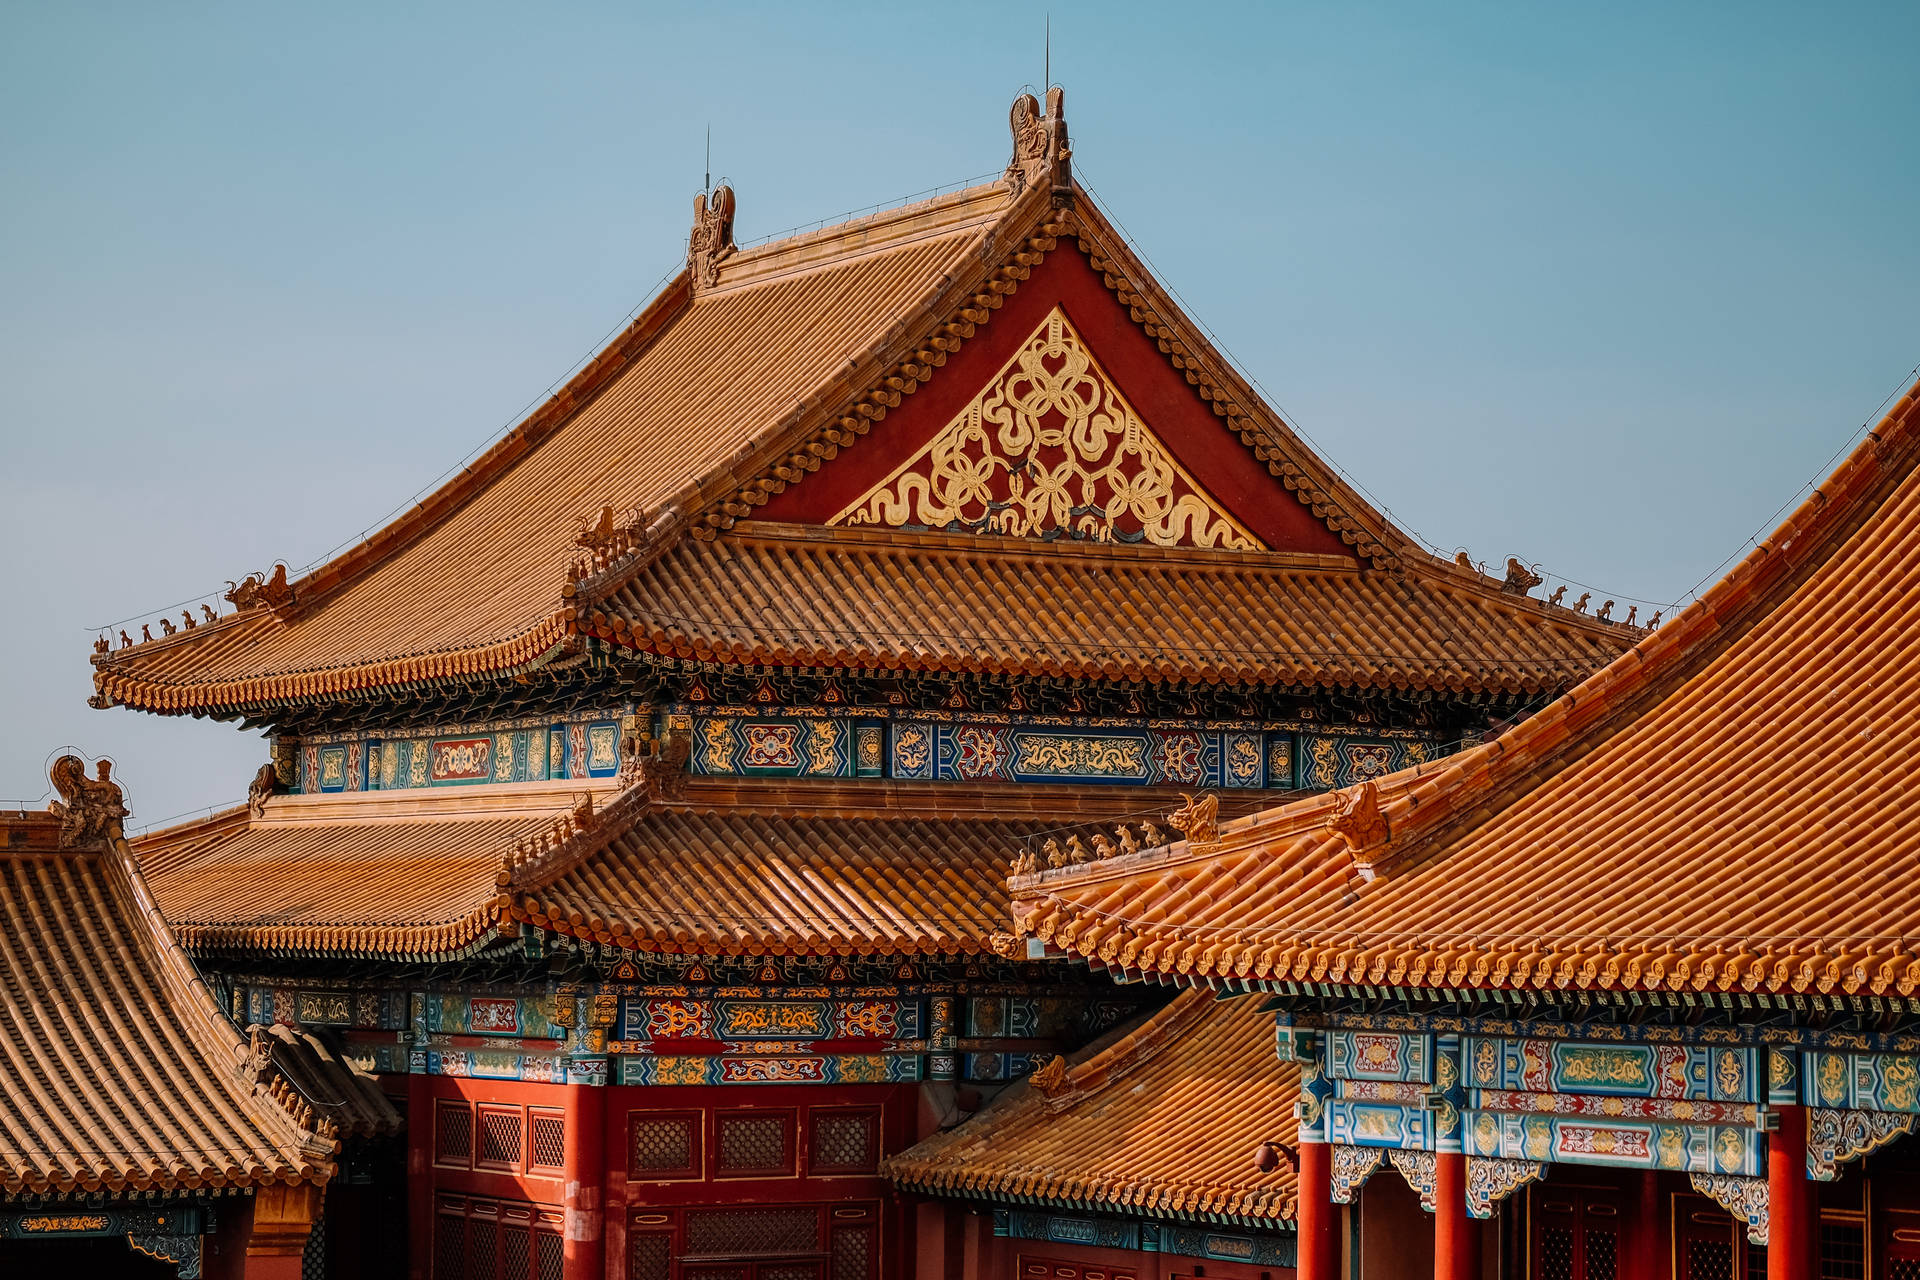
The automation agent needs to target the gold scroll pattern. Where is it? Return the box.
[832,308,1262,550]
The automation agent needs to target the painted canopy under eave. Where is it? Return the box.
[1014,377,1920,1000]
[886,989,1299,1226]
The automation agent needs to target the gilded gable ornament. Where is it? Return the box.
[688,184,736,294]
[832,308,1261,550]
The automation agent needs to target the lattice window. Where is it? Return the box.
[1822,1222,1867,1280]
[1891,1260,1920,1280]
[831,1225,874,1280]
[810,1110,878,1173]
[502,1223,530,1280]
[684,1270,747,1280]
[628,1112,699,1178]
[716,1111,794,1176]
[436,1101,473,1166]
[479,1108,524,1168]
[685,1206,818,1256]
[1540,1226,1576,1280]
[470,1218,500,1280]
[1587,1228,1619,1280]
[1747,1245,1769,1280]
[530,1111,565,1170]
[1689,1239,1735,1280]
[535,1230,564,1280]
[435,1208,467,1277]
[630,1232,674,1280]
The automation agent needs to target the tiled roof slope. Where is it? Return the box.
[885,990,1299,1227]
[136,777,1228,960]
[1013,378,1920,999]
[92,124,1634,717]
[593,522,1623,693]
[136,790,581,957]
[0,799,333,1195]
[92,183,1017,714]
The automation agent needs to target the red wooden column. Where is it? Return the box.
[1296,1140,1337,1280]
[565,1081,607,1280]
[408,1068,433,1280]
[1624,1170,1662,1280]
[1768,1106,1817,1280]
[1433,1153,1478,1280]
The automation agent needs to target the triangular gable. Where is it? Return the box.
[754,241,1357,559]
[831,307,1262,549]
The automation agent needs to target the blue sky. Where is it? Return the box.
[2,2,1915,824]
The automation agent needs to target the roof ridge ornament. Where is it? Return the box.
[1005,86,1070,202]
[1328,779,1391,880]
[688,184,737,295]
[48,754,127,849]
[226,563,293,614]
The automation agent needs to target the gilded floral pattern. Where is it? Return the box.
[834,308,1261,549]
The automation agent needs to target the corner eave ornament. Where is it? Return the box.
[1005,86,1071,201]
[688,184,737,294]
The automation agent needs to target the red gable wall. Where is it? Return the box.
[756,244,1355,559]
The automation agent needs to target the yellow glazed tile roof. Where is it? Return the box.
[1015,378,1920,999]
[886,990,1299,1225]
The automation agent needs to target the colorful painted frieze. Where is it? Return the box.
[1328,1030,1433,1082]
[1463,1108,1763,1175]
[292,717,622,793]
[1465,1036,1760,1103]
[889,720,1275,787]
[427,1049,566,1082]
[1326,1100,1437,1149]
[1296,734,1436,789]
[689,716,863,778]
[615,1053,921,1087]
[619,997,923,1044]
[426,993,561,1040]
[1804,1049,1920,1112]
[245,985,408,1031]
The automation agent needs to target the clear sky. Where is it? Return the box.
[2,2,1915,827]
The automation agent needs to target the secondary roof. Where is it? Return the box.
[1013,376,1920,1000]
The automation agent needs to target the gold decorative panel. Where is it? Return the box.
[832,308,1261,550]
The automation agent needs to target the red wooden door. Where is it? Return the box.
[1529,1184,1624,1280]
[1671,1193,1760,1280]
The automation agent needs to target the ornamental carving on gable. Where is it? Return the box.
[832,308,1262,551]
